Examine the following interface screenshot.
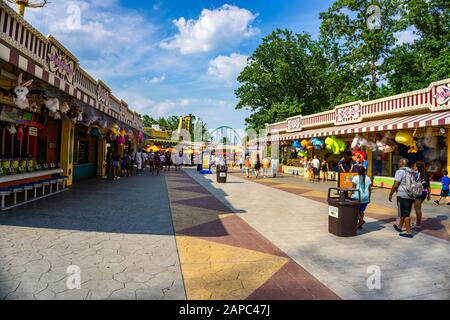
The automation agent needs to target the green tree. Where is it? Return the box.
[319,0,402,102]
[142,115,158,127]
[385,0,450,93]
[235,29,328,130]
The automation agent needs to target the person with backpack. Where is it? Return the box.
[351,166,372,229]
[413,162,430,228]
[389,158,422,238]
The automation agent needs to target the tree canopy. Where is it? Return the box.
[235,0,450,130]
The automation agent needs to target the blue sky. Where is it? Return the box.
[18,0,336,130]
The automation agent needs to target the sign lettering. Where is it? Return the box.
[47,44,75,84]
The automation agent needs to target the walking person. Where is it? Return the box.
[311,155,320,182]
[112,151,121,180]
[104,147,113,179]
[148,151,155,174]
[160,152,166,171]
[271,157,279,178]
[124,151,132,177]
[434,170,450,205]
[244,156,251,178]
[321,159,329,182]
[304,159,311,181]
[142,151,149,173]
[262,157,270,178]
[135,148,143,175]
[154,151,161,176]
[254,155,261,179]
[413,162,430,228]
[351,166,372,229]
[165,152,172,171]
[389,158,416,238]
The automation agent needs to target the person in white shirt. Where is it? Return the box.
[134,149,143,175]
[271,158,279,178]
[142,152,149,172]
[311,155,321,182]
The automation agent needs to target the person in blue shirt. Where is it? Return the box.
[434,170,450,205]
[351,166,372,229]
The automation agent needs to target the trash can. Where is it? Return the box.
[327,188,360,237]
[216,164,227,183]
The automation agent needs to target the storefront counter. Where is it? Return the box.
[373,176,441,195]
[0,169,63,188]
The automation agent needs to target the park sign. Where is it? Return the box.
[286,115,302,132]
[46,37,77,85]
[435,85,450,105]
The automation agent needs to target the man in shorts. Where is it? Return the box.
[389,158,415,238]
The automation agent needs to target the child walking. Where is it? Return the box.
[434,170,450,205]
[351,166,372,229]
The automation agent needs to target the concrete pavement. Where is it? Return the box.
[0,173,185,300]
[186,168,450,300]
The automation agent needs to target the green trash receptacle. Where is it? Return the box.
[327,188,361,237]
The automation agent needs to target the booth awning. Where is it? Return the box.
[266,111,450,142]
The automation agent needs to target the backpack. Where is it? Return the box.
[402,168,423,198]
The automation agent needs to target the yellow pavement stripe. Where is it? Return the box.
[272,183,309,190]
[176,236,288,300]
[301,190,328,198]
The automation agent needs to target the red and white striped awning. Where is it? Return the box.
[265,111,450,142]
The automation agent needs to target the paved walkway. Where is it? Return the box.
[231,171,450,242]
[165,170,338,300]
[0,173,185,300]
[1,167,449,299]
[187,169,450,299]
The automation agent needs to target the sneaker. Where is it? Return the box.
[357,220,366,229]
[434,200,439,205]
[393,224,403,233]
[399,233,414,238]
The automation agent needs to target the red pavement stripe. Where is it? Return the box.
[246,261,340,300]
[178,215,289,258]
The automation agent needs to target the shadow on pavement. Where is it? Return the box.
[0,172,175,235]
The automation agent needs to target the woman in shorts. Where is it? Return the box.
[413,162,430,228]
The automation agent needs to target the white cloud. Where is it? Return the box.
[148,73,166,84]
[22,0,159,78]
[395,29,419,45]
[161,4,259,54]
[208,53,248,86]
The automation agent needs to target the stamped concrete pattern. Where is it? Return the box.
[165,170,339,300]
[187,169,450,300]
[0,173,185,300]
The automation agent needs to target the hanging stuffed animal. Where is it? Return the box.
[352,150,366,163]
[59,102,70,114]
[13,73,33,109]
[50,111,61,120]
[76,111,83,122]
[395,131,418,153]
[17,125,24,141]
[44,97,60,113]
[298,149,308,158]
[325,136,346,155]
[137,131,143,143]
[292,140,301,149]
[117,127,126,145]
[301,139,313,150]
[29,102,38,113]
[310,138,324,150]
[352,134,377,151]
[7,124,17,135]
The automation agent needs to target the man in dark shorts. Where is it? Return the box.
[389,158,415,238]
